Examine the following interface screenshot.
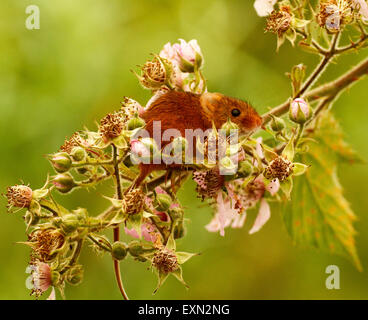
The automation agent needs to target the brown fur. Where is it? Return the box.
[133,91,262,186]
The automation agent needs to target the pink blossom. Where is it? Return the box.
[26,261,54,298]
[249,198,271,234]
[205,191,244,236]
[173,39,203,67]
[124,222,158,242]
[130,139,150,158]
[266,178,280,196]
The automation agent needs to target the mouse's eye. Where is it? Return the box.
[231,108,241,117]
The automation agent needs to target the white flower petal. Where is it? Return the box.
[266,178,280,196]
[254,0,277,17]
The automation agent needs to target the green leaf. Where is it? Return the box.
[283,112,362,270]
[315,111,364,164]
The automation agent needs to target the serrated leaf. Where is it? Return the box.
[316,111,364,164]
[283,112,362,270]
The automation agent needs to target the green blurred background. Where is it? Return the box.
[1,0,368,300]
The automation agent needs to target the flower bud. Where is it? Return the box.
[111,241,128,261]
[289,98,312,124]
[220,118,239,136]
[52,173,76,194]
[66,265,84,286]
[155,193,172,212]
[270,115,285,132]
[127,115,145,130]
[50,152,72,173]
[70,147,86,162]
[290,64,306,94]
[168,207,183,221]
[73,208,88,221]
[60,214,79,234]
[173,39,203,72]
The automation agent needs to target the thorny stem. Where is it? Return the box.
[297,33,340,97]
[262,54,368,125]
[112,144,129,300]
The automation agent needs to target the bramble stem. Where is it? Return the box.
[112,144,129,300]
[262,56,368,124]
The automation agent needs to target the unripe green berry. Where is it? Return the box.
[111,241,128,260]
[128,241,145,257]
[168,207,183,221]
[270,116,285,132]
[127,115,145,130]
[60,214,79,234]
[71,147,87,162]
[66,265,84,286]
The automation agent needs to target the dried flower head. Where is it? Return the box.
[264,157,294,181]
[123,188,145,215]
[6,185,33,209]
[99,112,126,141]
[265,6,292,36]
[152,248,179,274]
[28,229,65,262]
[193,169,225,201]
[60,132,84,154]
[317,0,353,32]
[137,56,172,90]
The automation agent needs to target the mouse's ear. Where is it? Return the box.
[200,92,222,108]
